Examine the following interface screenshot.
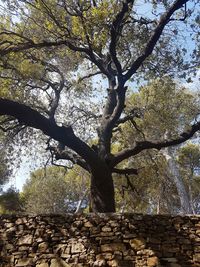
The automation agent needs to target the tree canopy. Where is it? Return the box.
[0,0,199,212]
[22,166,89,214]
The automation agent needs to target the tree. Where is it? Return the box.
[0,0,199,212]
[113,79,199,214]
[177,143,200,213]
[22,166,89,214]
[0,134,10,191]
[0,187,23,213]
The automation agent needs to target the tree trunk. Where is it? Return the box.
[188,174,195,214]
[90,165,115,212]
[164,147,193,214]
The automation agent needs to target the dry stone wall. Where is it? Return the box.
[0,213,200,267]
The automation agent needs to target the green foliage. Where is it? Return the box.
[178,143,200,171]
[0,187,23,214]
[22,166,89,214]
[113,78,200,213]
[114,150,179,214]
[177,143,200,213]
[129,78,198,139]
[0,134,10,190]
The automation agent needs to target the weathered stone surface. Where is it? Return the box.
[102,226,112,232]
[71,242,85,253]
[5,222,15,228]
[94,256,106,267]
[147,256,159,266]
[36,263,49,267]
[50,258,70,267]
[161,257,177,263]
[84,221,93,227]
[0,214,200,266]
[17,235,33,245]
[107,259,120,266]
[15,258,33,266]
[130,238,146,250]
[101,243,126,252]
[38,242,49,252]
[194,254,200,262]
[167,264,181,267]
[137,249,154,256]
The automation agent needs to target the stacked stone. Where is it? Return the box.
[0,213,200,267]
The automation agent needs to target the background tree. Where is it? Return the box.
[0,187,23,213]
[0,0,199,212]
[22,166,89,214]
[177,143,200,213]
[114,78,200,214]
[0,134,10,191]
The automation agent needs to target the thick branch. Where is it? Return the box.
[109,0,133,76]
[97,86,127,157]
[109,86,127,128]
[0,98,98,166]
[0,30,110,77]
[111,121,200,166]
[0,38,89,56]
[48,146,89,172]
[124,0,189,82]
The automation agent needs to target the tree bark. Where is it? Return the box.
[90,163,115,212]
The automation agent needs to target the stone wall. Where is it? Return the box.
[0,213,200,267]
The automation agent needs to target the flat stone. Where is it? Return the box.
[101,243,126,252]
[6,226,16,233]
[147,257,159,267]
[15,218,26,225]
[5,223,15,228]
[137,249,155,256]
[194,254,200,262]
[94,257,106,267]
[38,242,49,252]
[36,263,49,267]
[130,238,146,250]
[50,258,70,267]
[84,221,93,227]
[107,259,119,266]
[71,242,85,253]
[18,246,29,251]
[16,258,33,266]
[102,226,112,232]
[162,258,177,263]
[18,235,33,245]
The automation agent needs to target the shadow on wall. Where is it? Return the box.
[0,213,200,267]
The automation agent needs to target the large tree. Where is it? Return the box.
[0,0,199,212]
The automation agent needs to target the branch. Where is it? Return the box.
[48,146,89,172]
[111,120,200,166]
[0,36,90,56]
[0,98,98,166]
[115,108,143,126]
[112,167,138,175]
[109,0,133,76]
[123,0,189,82]
[77,71,102,83]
